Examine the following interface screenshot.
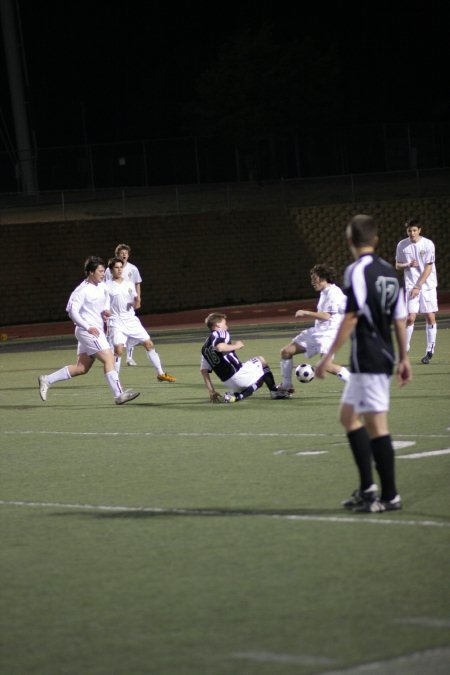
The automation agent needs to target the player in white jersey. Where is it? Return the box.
[395,218,438,364]
[106,257,176,382]
[279,264,350,394]
[38,256,140,405]
[105,243,142,366]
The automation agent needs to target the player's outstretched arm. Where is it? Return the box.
[201,369,221,403]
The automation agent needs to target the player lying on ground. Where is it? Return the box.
[200,313,290,403]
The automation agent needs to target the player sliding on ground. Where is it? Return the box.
[200,313,290,403]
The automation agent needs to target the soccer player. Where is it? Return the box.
[38,256,140,405]
[200,313,290,403]
[395,218,438,364]
[279,264,350,394]
[105,243,142,366]
[316,214,412,513]
[105,257,176,382]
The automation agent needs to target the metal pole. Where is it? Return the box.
[194,136,200,183]
[142,142,148,186]
[0,0,37,194]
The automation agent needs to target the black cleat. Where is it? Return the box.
[353,494,402,513]
[420,351,433,364]
[341,484,377,509]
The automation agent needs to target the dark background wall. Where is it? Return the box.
[2,197,449,327]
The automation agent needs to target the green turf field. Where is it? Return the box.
[1,324,449,675]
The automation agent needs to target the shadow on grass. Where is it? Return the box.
[49,506,450,524]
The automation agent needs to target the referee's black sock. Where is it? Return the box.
[347,427,374,491]
[370,434,397,501]
[262,367,277,391]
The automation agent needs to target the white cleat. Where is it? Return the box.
[115,389,140,405]
[223,392,237,403]
[126,358,138,366]
[38,375,50,401]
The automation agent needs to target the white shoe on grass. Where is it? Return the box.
[115,390,140,405]
[38,375,50,401]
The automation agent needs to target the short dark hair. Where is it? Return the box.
[405,217,421,228]
[310,264,336,283]
[348,214,378,247]
[108,256,124,271]
[84,256,105,276]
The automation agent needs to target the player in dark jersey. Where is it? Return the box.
[200,313,290,403]
[316,215,412,513]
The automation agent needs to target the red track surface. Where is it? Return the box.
[2,294,450,340]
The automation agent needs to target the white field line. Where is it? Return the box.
[2,429,450,439]
[394,617,450,628]
[232,646,450,670]
[0,499,449,528]
[398,448,450,459]
[232,651,334,666]
[318,646,450,675]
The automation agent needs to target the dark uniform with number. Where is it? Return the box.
[343,253,405,376]
[201,329,243,381]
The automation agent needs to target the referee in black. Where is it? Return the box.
[316,214,412,512]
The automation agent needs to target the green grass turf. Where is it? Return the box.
[1,326,449,675]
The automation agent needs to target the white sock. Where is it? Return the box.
[114,356,122,373]
[105,369,123,397]
[406,324,414,352]
[127,346,134,361]
[426,324,437,354]
[147,349,163,375]
[337,366,350,382]
[280,358,293,387]
[47,366,71,385]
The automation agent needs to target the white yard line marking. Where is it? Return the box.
[231,651,334,666]
[0,500,449,528]
[2,429,450,439]
[1,429,342,438]
[398,448,450,459]
[319,647,450,674]
[394,617,450,628]
[393,441,416,449]
[274,450,329,456]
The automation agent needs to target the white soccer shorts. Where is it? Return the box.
[341,373,391,414]
[293,327,334,358]
[406,287,438,314]
[75,327,112,356]
[223,357,264,391]
[110,317,150,348]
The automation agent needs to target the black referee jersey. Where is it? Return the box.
[201,329,243,382]
[344,253,404,375]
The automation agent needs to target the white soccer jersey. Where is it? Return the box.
[105,262,142,286]
[106,279,137,319]
[395,236,437,291]
[314,284,347,334]
[106,279,149,345]
[66,280,110,331]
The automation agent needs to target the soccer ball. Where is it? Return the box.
[295,363,315,383]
